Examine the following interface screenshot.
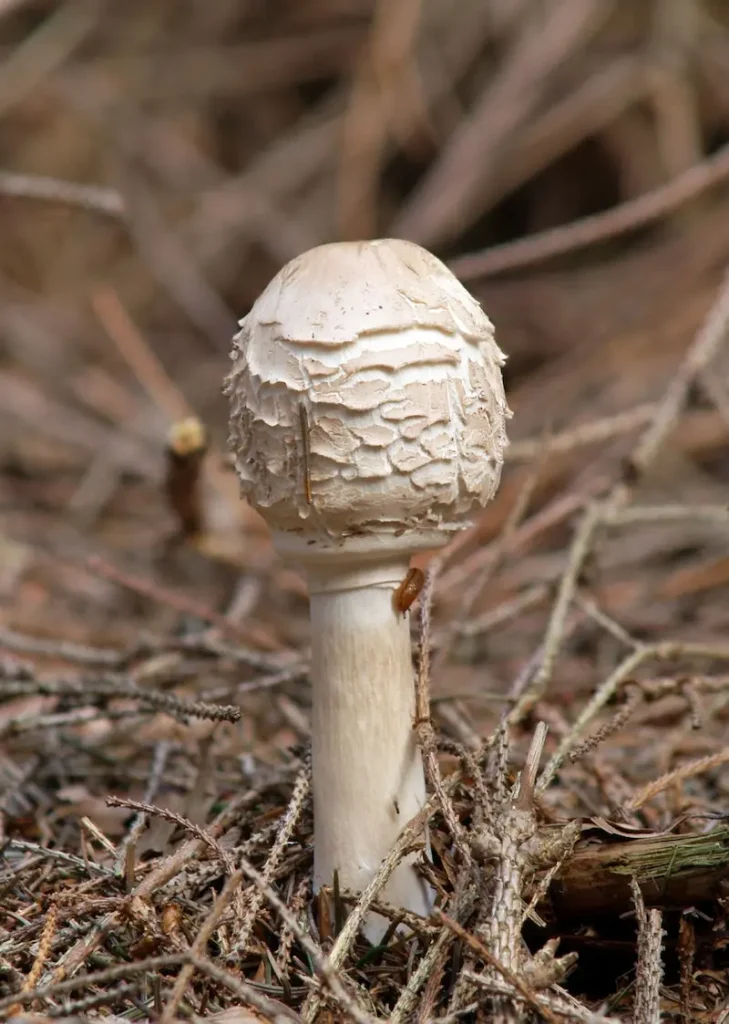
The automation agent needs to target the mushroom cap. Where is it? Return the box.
[225,238,510,542]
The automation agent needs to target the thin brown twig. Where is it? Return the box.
[3,839,114,877]
[337,889,438,938]
[536,647,651,790]
[44,980,141,1018]
[631,262,729,473]
[188,952,301,1022]
[161,869,243,1023]
[6,902,58,1016]
[435,437,548,672]
[455,582,550,639]
[509,501,603,723]
[0,627,124,667]
[0,671,241,724]
[0,953,187,1014]
[600,503,729,527]
[520,822,581,930]
[416,941,450,1024]
[234,854,377,1024]
[631,879,664,1024]
[85,555,249,640]
[414,568,471,860]
[538,641,729,793]
[115,739,171,876]
[568,684,643,763]
[106,796,237,874]
[234,762,310,953]
[0,169,124,218]
[438,481,601,596]
[91,285,190,422]
[276,874,311,982]
[507,404,656,463]
[626,745,729,812]
[451,139,729,279]
[682,679,704,731]
[137,785,276,902]
[678,915,696,1024]
[574,593,640,650]
[514,721,548,810]
[434,911,560,1024]
[391,883,477,1024]
[466,974,619,1024]
[0,705,140,737]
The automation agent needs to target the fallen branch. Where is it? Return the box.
[550,825,729,918]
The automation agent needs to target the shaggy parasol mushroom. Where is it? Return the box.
[226,238,509,940]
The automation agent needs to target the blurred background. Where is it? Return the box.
[2,0,729,694]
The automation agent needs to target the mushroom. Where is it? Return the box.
[225,238,509,940]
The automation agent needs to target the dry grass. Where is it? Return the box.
[3,0,729,1020]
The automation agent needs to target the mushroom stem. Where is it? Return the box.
[307,563,433,942]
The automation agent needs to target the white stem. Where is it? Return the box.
[309,575,433,942]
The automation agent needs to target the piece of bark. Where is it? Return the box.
[549,825,729,918]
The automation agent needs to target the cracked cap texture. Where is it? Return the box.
[225,238,510,539]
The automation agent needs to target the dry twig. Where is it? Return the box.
[631,879,664,1024]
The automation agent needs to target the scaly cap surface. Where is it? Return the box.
[226,238,510,540]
